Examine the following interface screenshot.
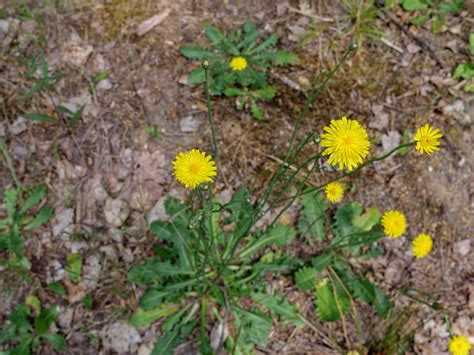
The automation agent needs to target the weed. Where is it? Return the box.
[0,296,64,354]
[180,21,298,119]
[399,0,464,33]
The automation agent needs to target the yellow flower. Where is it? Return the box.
[448,335,472,355]
[325,182,344,203]
[414,124,442,155]
[172,149,217,189]
[412,233,433,258]
[321,116,370,171]
[381,210,407,238]
[229,56,248,71]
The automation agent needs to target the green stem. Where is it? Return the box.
[275,142,416,205]
[204,66,218,161]
[0,138,21,189]
[257,45,356,214]
[201,297,207,343]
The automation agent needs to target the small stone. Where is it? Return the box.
[369,104,389,130]
[136,9,171,36]
[100,322,142,353]
[83,255,101,289]
[0,19,10,32]
[11,117,28,135]
[96,79,112,91]
[381,131,401,153]
[122,248,134,263]
[104,198,130,227]
[407,43,421,54]
[180,115,200,133]
[147,196,168,225]
[52,208,75,237]
[384,259,404,284]
[108,228,124,243]
[454,239,470,256]
[57,307,74,330]
[100,245,117,259]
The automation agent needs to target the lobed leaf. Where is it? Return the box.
[295,267,318,291]
[179,46,212,60]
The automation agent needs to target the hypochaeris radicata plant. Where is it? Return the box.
[127,39,468,355]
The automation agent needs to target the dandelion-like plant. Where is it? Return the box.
[324,182,344,203]
[172,149,217,189]
[321,116,370,171]
[381,210,407,238]
[414,124,443,155]
[229,56,248,71]
[448,335,472,355]
[412,233,433,258]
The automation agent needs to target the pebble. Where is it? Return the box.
[180,115,200,133]
[100,322,142,353]
[454,239,471,256]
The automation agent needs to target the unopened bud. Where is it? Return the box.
[201,60,210,70]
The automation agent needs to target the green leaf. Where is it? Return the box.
[273,51,298,65]
[20,188,46,215]
[65,253,82,283]
[453,63,474,80]
[334,203,362,237]
[47,282,65,296]
[151,327,181,355]
[82,294,93,309]
[205,25,224,45]
[224,87,246,97]
[469,33,474,56]
[241,21,260,49]
[129,303,179,328]
[251,86,276,101]
[43,333,65,351]
[251,292,304,327]
[68,104,85,129]
[24,206,53,231]
[20,113,55,122]
[295,267,318,291]
[352,207,380,231]
[410,13,430,25]
[439,0,464,12]
[239,224,295,258]
[139,289,173,310]
[35,306,58,335]
[374,286,393,318]
[298,191,328,240]
[4,189,18,219]
[233,308,272,349]
[464,79,474,93]
[187,67,206,85]
[250,102,263,119]
[314,279,350,322]
[150,198,194,271]
[400,0,428,11]
[10,338,32,355]
[351,278,376,303]
[311,253,333,272]
[248,33,278,55]
[179,46,212,60]
[25,295,41,315]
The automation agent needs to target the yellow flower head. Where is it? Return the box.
[229,56,248,71]
[412,233,433,258]
[381,210,407,238]
[172,149,217,189]
[448,335,472,355]
[325,182,344,203]
[321,116,370,171]
[414,124,442,155]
